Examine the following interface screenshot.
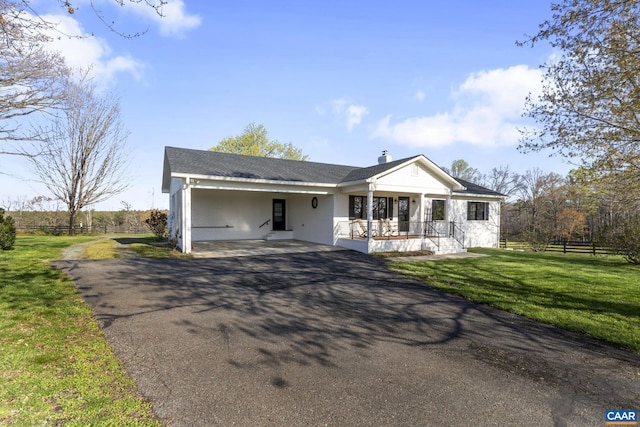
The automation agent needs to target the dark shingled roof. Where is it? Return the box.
[165,147,357,184]
[454,178,505,197]
[164,146,503,197]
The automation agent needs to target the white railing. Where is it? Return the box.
[336,220,433,240]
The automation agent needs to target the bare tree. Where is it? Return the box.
[481,165,522,200]
[515,168,567,250]
[0,0,68,152]
[28,72,130,235]
[0,0,170,155]
[33,1,167,38]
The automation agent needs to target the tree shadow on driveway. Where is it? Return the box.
[52,250,640,426]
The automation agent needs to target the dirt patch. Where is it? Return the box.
[61,240,99,260]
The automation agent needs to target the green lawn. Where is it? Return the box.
[0,235,161,426]
[390,248,640,352]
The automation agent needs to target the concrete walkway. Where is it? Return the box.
[191,239,488,261]
[191,239,347,258]
[52,251,640,426]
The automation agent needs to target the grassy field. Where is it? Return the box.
[0,235,163,426]
[390,248,640,352]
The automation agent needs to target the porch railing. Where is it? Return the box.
[258,219,271,228]
[340,220,440,244]
[449,221,465,248]
[423,221,441,251]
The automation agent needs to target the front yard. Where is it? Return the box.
[390,248,640,352]
[0,236,164,426]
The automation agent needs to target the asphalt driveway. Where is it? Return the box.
[52,251,640,426]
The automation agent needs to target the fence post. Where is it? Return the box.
[592,241,596,256]
[563,238,567,254]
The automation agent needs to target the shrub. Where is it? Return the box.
[143,209,167,240]
[598,215,640,264]
[0,208,16,250]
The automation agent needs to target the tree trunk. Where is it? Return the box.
[68,211,76,236]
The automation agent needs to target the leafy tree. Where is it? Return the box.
[598,215,640,264]
[445,159,481,182]
[519,0,640,189]
[210,123,308,160]
[28,72,130,236]
[557,209,587,240]
[0,208,16,250]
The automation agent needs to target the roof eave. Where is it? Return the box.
[171,172,339,188]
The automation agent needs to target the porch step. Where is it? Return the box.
[424,237,466,255]
[265,230,294,241]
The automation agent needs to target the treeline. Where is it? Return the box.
[3,197,166,235]
[472,165,638,263]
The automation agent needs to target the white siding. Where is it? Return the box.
[374,163,450,195]
[288,194,334,245]
[191,189,274,241]
[190,189,336,245]
[450,198,501,248]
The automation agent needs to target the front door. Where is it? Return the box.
[398,197,410,232]
[272,199,286,230]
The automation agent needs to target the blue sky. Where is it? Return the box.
[1,0,568,211]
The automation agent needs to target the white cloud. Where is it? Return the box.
[345,105,369,131]
[330,98,369,131]
[41,14,145,85]
[372,65,543,148]
[126,0,202,37]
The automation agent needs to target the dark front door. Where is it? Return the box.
[272,199,286,230]
[398,197,410,232]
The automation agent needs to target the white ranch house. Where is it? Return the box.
[162,147,505,255]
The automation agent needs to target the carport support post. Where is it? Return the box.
[183,177,192,253]
[367,184,374,241]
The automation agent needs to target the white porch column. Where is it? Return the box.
[419,193,425,236]
[183,178,192,253]
[446,194,452,237]
[367,183,374,240]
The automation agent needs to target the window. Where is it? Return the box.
[467,202,489,221]
[349,196,394,220]
[349,196,365,219]
[431,200,445,221]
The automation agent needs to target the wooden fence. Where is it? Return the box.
[500,238,614,255]
[16,225,149,235]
